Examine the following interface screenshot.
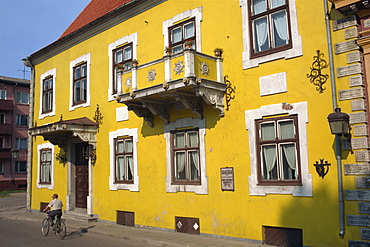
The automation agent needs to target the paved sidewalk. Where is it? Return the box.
[1,193,272,247]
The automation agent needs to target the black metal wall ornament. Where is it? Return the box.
[56,151,67,166]
[307,50,329,93]
[93,104,103,132]
[314,159,331,178]
[224,75,236,111]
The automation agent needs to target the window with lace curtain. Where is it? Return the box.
[171,128,200,185]
[40,148,52,184]
[114,136,134,184]
[249,0,291,58]
[256,115,301,185]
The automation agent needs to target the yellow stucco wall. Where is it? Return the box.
[29,1,362,246]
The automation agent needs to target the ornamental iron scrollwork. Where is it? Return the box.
[56,150,67,166]
[307,50,329,93]
[314,159,331,178]
[93,104,103,132]
[224,75,236,111]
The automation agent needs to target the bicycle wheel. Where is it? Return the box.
[55,220,66,240]
[41,218,50,236]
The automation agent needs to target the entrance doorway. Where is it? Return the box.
[75,143,89,208]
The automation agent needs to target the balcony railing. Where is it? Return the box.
[0,99,12,111]
[0,123,12,135]
[116,48,226,127]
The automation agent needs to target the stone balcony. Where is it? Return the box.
[116,48,226,127]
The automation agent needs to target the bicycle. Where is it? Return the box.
[41,212,67,240]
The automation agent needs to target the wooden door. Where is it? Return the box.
[75,143,89,208]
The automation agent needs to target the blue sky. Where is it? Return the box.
[0,0,91,80]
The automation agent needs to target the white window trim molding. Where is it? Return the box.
[107,32,138,102]
[36,143,54,190]
[69,53,91,111]
[164,117,208,195]
[240,0,302,69]
[39,68,56,120]
[245,101,312,197]
[109,128,139,191]
[163,6,203,53]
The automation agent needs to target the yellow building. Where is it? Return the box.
[24,0,369,245]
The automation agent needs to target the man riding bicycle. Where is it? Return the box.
[43,194,63,226]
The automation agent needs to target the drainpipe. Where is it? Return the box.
[23,57,34,212]
[324,0,345,238]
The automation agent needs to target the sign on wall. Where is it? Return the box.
[220,167,234,191]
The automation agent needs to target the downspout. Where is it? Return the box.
[324,0,345,238]
[23,57,34,212]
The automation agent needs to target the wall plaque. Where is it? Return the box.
[345,27,359,39]
[343,139,352,150]
[365,18,370,28]
[352,99,366,111]
[361,228,370,240]
[354,124,368,137]
[220,167,234,191]
[349,240,370,247]
[337,63,362,77]
[359,203,370,214]
[356,177,370,188]
[347,51,361,64]
[356,150,370,162]
[347,215,370,226]
[350,75,364,87]
[334,40,359,54]
[349,112,367,124]
[346,190,370,201]
[345,164,370,175]
[352,138,369,150]
[338,87,364,100]
[333,16,357,31]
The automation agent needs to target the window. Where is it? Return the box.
[0,113,5,123]
[249,0,290,57]
[16,115,28,126]
[73,62,87,105]
[37,143,54,189]
[0,137,4,148]
[16,92,29,104]
[112,43,132,94]
[109,128,139,191]
[39,148,52,184]
[15,138,27,149]
[164,117,207,194]
[0,161,3,173]
[256,115,301,185]
[114,136,134,183]
[169,18,195,54]
[245,102,311,196]
[0,90,6,99]
[171,128,200,184]
[14,161,27,173]
[42,76,53,113]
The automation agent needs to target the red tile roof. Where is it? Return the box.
[59,0,133,39]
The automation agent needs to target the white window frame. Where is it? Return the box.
[163,7,203,54]
[37,143,54,189]
[39,68,56,119]
[69,53,91,111]
[245,101,312,196]
[164,117,208,195]
[108,33,138,102]
[240,0,302,69]
[0,90,6,99]
[109,128,139,191]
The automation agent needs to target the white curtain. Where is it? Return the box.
[172,27,182,43]
[188,132,198,147]
[176,152,186,178]
[126,156,133,178]
[175,133,185,148]
[279,120,294,139]
[262,145,276,179]
[282,144,296,170]
[272,10,288,46]
[115,50,123,63]
[124,46,132,61]
[271,0,285,8]
[261,122,275,140]
[189,151,199,180]
[116,157,124,180]
[254,17,268,52]
[184,22,194,40]
[252,0,266,14]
